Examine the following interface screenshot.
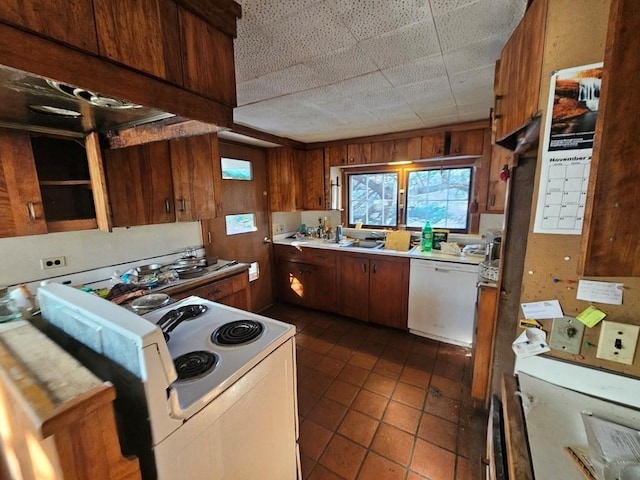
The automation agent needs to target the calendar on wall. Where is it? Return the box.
[533,63,603,235]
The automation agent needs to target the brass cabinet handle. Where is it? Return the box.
[208,231,212,244]
[26,202,36,221]
[361,263,367,273]
[372,264,377,274]
[165,199,171,213]
[177,198,186,212]
[494,95,504,119]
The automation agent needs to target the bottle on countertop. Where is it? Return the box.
[421,221,433,252]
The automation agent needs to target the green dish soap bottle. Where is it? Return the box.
[421,221,433,252]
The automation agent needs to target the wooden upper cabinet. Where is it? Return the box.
[104,142,176,227]
[0,0,98,53]
[0,128,47,238]
[267,147,296,212]
[179,8,236,106]
[169,135,218,221]
[371,138,421,163]
[421,133,446,158]
[449,129,484,156]
[347,143,371,165]
[300,149,325,210]
[494,0,547,140]
[580,0,640,276]
[370,140,394,163]
[325,145,347,167]
[393,137,422,162]
[93,0,183,85]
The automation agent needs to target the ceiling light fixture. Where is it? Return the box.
[388,160,413,165]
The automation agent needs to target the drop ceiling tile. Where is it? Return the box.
[304,45,379,85]
[381,54,447,87]
[236,76,282,105]
[442,35,504,75]
[332,0,433,41]
[434,0,526,52]
[419,113,461,128]
[414,105,459,119]
[238,0,323,27]
[358,18,441,70]
[450,64,495,104]
[268,2,356,64]
[396,76,454,106]
[234,21,298,82]
[428,0,477,16]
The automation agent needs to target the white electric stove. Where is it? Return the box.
[37,283,300,480]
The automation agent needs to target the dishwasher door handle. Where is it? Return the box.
[435,267,450,273]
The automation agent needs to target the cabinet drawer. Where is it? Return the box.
[274,244,336,266]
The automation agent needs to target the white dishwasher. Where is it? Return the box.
[408,258,478,347]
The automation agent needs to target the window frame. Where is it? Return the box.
[343,159,476,233]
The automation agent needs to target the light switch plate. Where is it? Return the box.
[549,316,585,355]
[596,321,640,365]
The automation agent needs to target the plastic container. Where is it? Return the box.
[421,221,433,252]
[0,286,23,323]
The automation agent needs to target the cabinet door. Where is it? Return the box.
[274,260,313,307]
[393,137,422,162]
[0,0,97,52]
[300,149,325,210]
[104,141,175,226]
[494,0,547,139]
[450,130,484,156]
[368,257,409,329]
[179,8,236,106]
[169,135,217,221]
[339,255,369,322]
[471,285,498,402]
[421,133,446,158]
[370,140,394,163]
[347,143,371,165]
[325,146,347,167]
[0,128,46,238]
[93,0,183,84]
[267,147,296,212]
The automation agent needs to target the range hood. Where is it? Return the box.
[0,64,176,137]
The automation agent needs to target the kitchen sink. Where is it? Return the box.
[340,239,385,249]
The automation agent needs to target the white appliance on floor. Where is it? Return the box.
[408,258,478,347]
[37,283,299,480]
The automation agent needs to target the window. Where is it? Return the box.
[221,158,252,180]
[348,172,398,227]
[225,213,257,235]
[406,168,472,229]
[346,166,473,231]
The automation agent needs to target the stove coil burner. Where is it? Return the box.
[174,351,217,380]
[212,320,264,345]
[157,304,209,341]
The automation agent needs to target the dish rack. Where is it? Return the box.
[479,259,500,282]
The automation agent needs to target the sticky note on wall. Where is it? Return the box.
[576,306,607,328]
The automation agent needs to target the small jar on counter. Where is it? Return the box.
[0,286,23,323]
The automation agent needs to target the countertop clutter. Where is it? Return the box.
[273,234,485,265]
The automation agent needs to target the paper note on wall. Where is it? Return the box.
[512,328,551,358]
[521,299,564,319]
[577,280,624,305]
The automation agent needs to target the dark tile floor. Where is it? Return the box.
[262,303,488,480]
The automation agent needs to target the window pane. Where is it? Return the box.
[225,213,257,235]
[348,172,398,227]
[406,168,471,229]
[221,158,253,180]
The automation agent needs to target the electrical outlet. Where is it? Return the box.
[596,321,640,365]
[40,256,66,270]
[273,224,283,234]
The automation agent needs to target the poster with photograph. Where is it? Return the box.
[533,63,603,235]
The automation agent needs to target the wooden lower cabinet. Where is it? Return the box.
[170,270,250,310]
[338,253,409,329]
[273,245,337,312]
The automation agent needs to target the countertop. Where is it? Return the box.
[273,236,484,266]
[148,259,250,295]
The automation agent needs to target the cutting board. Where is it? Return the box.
[384,231,412,251]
